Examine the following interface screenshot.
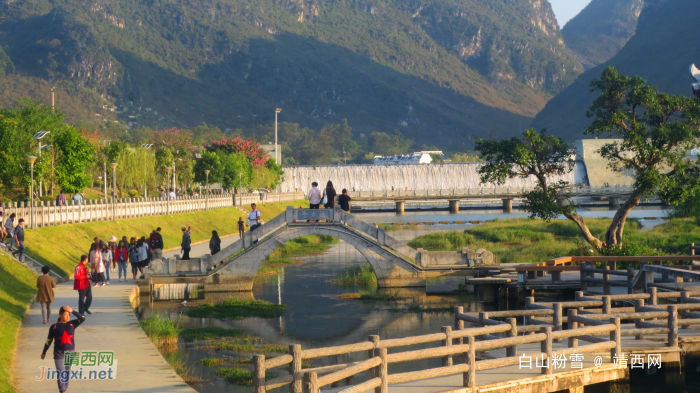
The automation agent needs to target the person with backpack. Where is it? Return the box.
[114,240,129,282]
[150,228,164,260]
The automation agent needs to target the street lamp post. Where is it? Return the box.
[165,167,172,215]
[140,144,153,198]
[238,172,243,192]
[33,132,50,197]
[275,108,282,165]
[204,170,210,211]
[110,162,118,221]
[279,175,283,194]
[26,156,37,228]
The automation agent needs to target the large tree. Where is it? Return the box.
[477,67,700,249]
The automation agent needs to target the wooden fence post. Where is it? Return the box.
[289,344,302,393]
[568,309,578,348]
[602,296,611,314]
[668,305,678,347]
[303,372,319,393]
[441,326,453,366]
[649,286,657,306]
[610,317,621,362]
[368,335,380,378]
[374,347,388,393]
[553,303,562,343]
[506,318,518,356]
[634,299,645,340]
[541,326,552,375]
[454,306,464,346]
[464,336,475,388]
[253,354,265,393]
[627,267,635,294]
[603,266,610,295]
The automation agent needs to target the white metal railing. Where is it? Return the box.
[347,185,635,198]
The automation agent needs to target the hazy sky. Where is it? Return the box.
[549,0,592,27]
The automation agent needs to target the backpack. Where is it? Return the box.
[149,233,159,249]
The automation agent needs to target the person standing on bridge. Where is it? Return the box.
[150,227,164,260]
[181,225,192,260]
[210,230,221,255]
[339,189,352,212]
[324,181,337,209]
[308,182,322,209]
[238,217,245,238]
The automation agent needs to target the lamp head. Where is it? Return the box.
[237,172,242,177]
[204,170,210,175]
[276,108,282,113]
[34,131,50,140]
[109,162,118,169]
[165,167,172,173]
[26,156,37,164]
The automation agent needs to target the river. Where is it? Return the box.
[136,207,696,392]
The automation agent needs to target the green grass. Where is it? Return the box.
[263,235,337,267]
[210,343,287,354]
[185,299,286,319]
[140,314,181,347]
[0,253,38,392]
[331,265,378,287]
[200,357,226,367]
[24,201,308,278]
[215,367,279,386]
[180,326,245,341]
[407,217,699,263]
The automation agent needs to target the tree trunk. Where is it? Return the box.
[605,194,642,248]
[562,211,604,249]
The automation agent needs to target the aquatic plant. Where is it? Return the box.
[140,314,181,347]
[186,299,287,319]
[215,368,279,386]
[331,265,377,286]
[180,326,245,340]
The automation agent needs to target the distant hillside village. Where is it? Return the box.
[372,151,448,165]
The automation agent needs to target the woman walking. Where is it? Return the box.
[40,305,86,393]
[324,181,337,209]
[73,255,92,315]
[136,238,149,279]
[129,237,140,280]
[209,230,221,255]
[89,243,105,286]
[115,240,129,282]
[101,243,113,285]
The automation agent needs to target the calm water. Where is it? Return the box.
[135,207,690,392]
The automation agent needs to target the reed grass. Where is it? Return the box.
[331,264,377,287]
[215,367,279,386]
[180,326,245,340]
[186,299,286,319]
[140,314,181,348]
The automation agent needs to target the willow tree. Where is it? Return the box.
[477,67,700,250]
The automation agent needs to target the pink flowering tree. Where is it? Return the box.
[208,137,269,166]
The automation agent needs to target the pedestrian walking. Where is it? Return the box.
[0,207,6,242]
[308,182,322,209]
[180,225,191,260]
[159,189,166,199]
[339,189,352,212]
[37,266,56,324]
[71,191,83,205]
[74,255,92,315]
[150,227,164,260]
[115,240,129,282]
[210,230,221,255]
[4,213,14,249]
[324,180,337,209]
[137,238,149,279]
[101,243,113,285]
[40,305,86,393]
[168,188,176,199]
[11,218,25,262]
[89,244,105,286]
[238,217,245,238]
[129,237,140,279]
[56,190,67,206]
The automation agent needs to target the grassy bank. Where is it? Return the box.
[25,201,308,278]
[186,299,286,319]
[408,218,699,263]
[0,253,38,392]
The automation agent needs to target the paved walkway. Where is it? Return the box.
[15,280,194,392]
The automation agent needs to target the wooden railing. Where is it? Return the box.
[252,288,700,392]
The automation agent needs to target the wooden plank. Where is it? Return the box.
[266,354,293,368]
[387,363,470,384]
[317,357,381,387]
[302,342,375,359]
[336,378,381,393]
[387,343,471,364]
[379,333,446,348]
[264,374,294,390]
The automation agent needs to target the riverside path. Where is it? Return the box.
[14,280,194,393]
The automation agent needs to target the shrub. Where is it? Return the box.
[140,314,181,347]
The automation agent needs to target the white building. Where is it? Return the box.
[372,151,447,165]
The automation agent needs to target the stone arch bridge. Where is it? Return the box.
[147,207,496,291]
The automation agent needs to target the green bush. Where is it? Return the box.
[215,368,278,386]
[140,314,181,346]
[128,189,140,198]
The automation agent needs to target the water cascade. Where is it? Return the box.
[280,162,588,194]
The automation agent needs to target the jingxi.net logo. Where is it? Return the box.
[36,351,118,382]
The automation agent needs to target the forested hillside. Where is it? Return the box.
[0,0,582,148]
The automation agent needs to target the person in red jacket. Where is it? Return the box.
[73,255,92,315]
[114,240,129,282]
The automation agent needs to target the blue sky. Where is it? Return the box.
[549,0,592,27]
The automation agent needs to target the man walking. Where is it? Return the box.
[56,190,67,206]
[11,218,25,262]
[180,225,191,260]
[238,217,245,238]
[71,191,83,205]
[37,266,56,324]
[308,182,322,209]
[248,203,261,231]
[151,227,164,260]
